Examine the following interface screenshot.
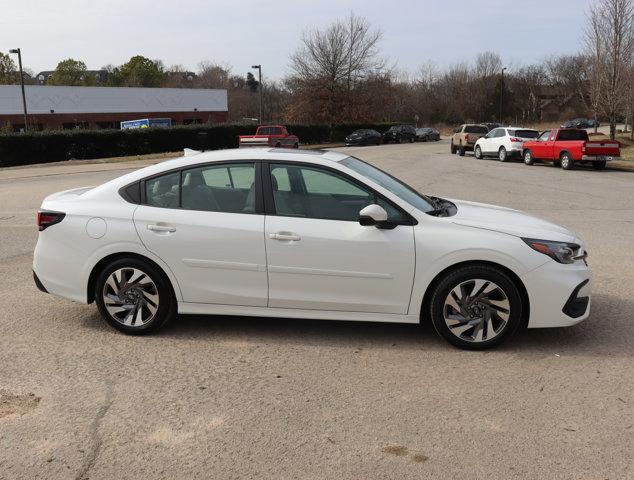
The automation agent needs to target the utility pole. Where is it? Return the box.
[499,67,507,123]
[9,48,28,132]
[251,64,263,124]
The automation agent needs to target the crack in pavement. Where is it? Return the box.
[75,381,114,480]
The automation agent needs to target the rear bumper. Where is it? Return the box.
[581,155,619,161]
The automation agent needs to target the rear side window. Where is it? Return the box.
[510,129,539,139]
[145,172,180,208]
[465,125,488,134]
[182,163,256,213]
[557,130,589,141]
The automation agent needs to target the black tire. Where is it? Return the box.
[275,142,281,148]
[498,146,507,162]
[293,143,299,149]
[458,145,466,156]
[474,145,483,159]
[450,142,457,154]
[94,257,176,335]
[560,152,573,170]
[593,160,607,170]
[397,136,403,144]
[409,136,415,143]
[429,264,523,350]
[523,150,534,165]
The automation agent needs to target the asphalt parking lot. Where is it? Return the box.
[1,141,633,480]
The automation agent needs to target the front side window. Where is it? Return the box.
[269,164,407,223]
[182,163,256,213]
[538,131,551,141]
[340,156,434,213]
[145,171,180,208]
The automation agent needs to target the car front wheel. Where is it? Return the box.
[474,145,483,159]
[429,265,523,349]
[95,257,175,335]
[450,142,457,154]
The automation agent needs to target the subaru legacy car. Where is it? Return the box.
[33,148,591,349]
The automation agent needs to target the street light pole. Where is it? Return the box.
[499,67,507,123]
[9,48,28,132]
[251,64,263,124]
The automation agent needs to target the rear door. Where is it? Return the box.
[133,161,268,306]
[263,162,415,314]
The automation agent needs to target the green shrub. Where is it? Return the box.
[0,122,400,167]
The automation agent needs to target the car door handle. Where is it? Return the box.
[269,232,301,241]
[147,224,176,233]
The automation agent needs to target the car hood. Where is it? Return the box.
[448,199,577,243]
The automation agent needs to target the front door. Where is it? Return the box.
[263,162,415,314]
[532,130,552,158]
[133,162,268,306]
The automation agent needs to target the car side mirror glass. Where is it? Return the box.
[359,204,388,227]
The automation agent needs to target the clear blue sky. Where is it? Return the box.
[0,0,597,79]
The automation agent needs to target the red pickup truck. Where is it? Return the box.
[238,125,299,149]
[522,128,620,170]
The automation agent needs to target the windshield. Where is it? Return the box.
[465,125,488,134]
[340,156,434,213]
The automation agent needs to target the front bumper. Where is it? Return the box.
[521,260,592,328]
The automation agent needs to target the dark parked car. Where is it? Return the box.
[382,125,417,144]
[415,127,441,142]
[344,129,382,146]
[561,118,595,129]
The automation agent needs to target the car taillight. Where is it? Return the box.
[582,145,586,153]
[37,210,65,231]
[509,137,522,142]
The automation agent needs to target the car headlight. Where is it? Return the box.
[522,238,582,264]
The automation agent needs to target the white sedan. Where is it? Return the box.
[33,148,591,349]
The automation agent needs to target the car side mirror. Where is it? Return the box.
[359,204,388,227]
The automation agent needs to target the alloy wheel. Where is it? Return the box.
[443,279,510,343]
[102,268,159,326]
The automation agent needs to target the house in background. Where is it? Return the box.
[0,85,228,131]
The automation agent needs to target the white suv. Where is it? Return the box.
[475,127,540,162]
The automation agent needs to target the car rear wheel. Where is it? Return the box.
[458,145,466,156]
[593,160,607,170]
[95,257,175,335]
[523,150,534,165]
[429,265,523,350]
[450,142,457,154]
[498,147,507,162]
[474,145,483,159]
[560,153,573,170]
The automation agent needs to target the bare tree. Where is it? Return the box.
[585,8,606,132]
[289,13,385,123]
[586,0,634,139]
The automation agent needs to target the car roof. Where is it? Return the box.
[95,147,351,193]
